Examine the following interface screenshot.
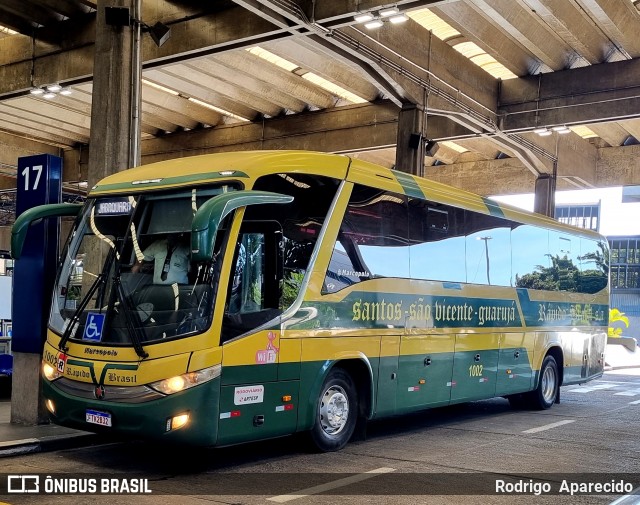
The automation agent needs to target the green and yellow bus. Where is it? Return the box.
[12,151,609,451]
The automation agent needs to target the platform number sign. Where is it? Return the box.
[20,165,43,192]
[13,154,62,354]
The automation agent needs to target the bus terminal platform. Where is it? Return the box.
[0,341,639,458]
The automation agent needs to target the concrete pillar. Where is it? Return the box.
[11,353,48,424]
[533,172,557,217]
[395,104,425,176]
[88,0,142,188]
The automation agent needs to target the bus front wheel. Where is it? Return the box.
[310,368,358,452]
[530,355,559,410]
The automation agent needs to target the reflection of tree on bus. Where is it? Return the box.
[516,252,608,293]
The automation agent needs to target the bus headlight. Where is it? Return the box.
[149,364,221,395]
[42,361,62,381]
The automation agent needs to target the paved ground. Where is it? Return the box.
[1,368,640,504]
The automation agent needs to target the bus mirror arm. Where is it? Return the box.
[11,203,83,260]
[190,190,293,262]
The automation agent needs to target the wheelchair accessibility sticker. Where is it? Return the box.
[83,313,105,342]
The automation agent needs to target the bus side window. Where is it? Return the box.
[222,223,282,341]
[407,199,465,284]
[323,186,409,294]
[280,221,317,310]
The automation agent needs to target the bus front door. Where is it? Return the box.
[216,225,298,445]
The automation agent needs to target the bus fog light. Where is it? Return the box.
[167,413,189,431]
[45,399,56,414]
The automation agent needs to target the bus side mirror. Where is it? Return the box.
[11,203,83,260]
[191,190,293,262]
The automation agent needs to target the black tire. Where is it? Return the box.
[309,368,358,452]
[528,355,559,410]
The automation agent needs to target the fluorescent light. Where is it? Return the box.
[43,92,56,99]
[389,14,408,23]
[453,41,518,80]
[187,97,250,121]
[440,141,468,153]
[301,72,368,104]
[538,130,552,136]
[30,88,44,95]
[0,25,18,35]
[246,47,299,72]
[379,7,399,17]
[533,128,548,134]
[364,19,384,29]
[408,9,461,41]
[570,125,598,139]
[354,13,375,23]
[142,79,179,96]
[46,84,62,92]
[59,88,72,96]
[552,126,570,133]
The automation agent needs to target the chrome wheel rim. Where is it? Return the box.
[319,385,349,435]
[541,364,556,404]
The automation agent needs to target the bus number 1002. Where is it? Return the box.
[468,364,483,377]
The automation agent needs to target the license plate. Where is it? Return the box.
[86,409,112,427]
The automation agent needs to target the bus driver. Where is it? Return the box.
[131,235,190,285]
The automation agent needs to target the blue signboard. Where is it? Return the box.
[12,154,62,354]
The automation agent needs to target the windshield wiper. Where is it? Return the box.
[112,274,148,359]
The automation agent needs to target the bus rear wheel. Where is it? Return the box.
[529,355,559,410]
[309,368,358,452]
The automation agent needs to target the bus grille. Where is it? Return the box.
[54,377,164,403]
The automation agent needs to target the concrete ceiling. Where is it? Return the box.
[0,0,639,212]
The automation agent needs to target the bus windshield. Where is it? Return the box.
[50,184,237,351]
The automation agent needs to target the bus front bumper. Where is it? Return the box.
[42,377,221,446]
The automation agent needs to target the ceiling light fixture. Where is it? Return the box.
[364,19,384,29]
[389,14,408,24]
[354,13,375,23]
[379,7,399,17]
[534,126,571,136]
[354,6,407,29]
[30,84,72,99]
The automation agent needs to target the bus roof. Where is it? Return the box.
[90,151,351,195]
[90,150,605,243]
